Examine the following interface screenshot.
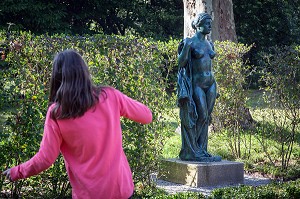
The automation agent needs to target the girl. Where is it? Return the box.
[2,49,152,199]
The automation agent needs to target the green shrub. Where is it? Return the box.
[133,186,206,199]
[210,179,300,199]
[258,45,300,176]
[212,41,253,159]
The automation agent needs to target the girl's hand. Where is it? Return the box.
[2,169,12,182]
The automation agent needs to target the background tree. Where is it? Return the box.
[0,0,183,38]
[233,0,300,48]
[134,0,183,39]
[233,0,300,88]
[0,0,68,33]
[182,0,237,42]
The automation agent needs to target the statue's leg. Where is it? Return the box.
[206,82,217,117]
[201,82,217,154]
[193,86,209,155]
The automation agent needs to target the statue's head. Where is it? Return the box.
[191,13,212,30]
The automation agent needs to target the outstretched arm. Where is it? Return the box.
[116,89,152,124]
[4,108,62,181]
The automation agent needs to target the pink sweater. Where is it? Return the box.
[10,87,152,199]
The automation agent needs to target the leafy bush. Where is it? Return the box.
[257,45,300,177]
[133,186,206,199]
[210,179,300,199]
[212,41,253,159]
[233,0,300,88]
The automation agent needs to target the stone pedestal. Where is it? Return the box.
[159,158,244,187]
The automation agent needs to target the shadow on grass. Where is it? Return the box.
[246,89,268,109]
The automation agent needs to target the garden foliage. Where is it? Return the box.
[212,41,253,159]
[210,179,300,199]
[0,0,183,38]
[233,0,300,88]
[258,45,300,177]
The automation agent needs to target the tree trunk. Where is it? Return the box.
[183,0,237,42]
[212,0,237,42]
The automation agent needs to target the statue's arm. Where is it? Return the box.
[209,41,215,51]
[178,38,192,68]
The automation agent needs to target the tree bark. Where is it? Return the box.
[183,0,237,42]
[212,0,237,42]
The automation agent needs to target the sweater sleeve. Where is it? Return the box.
[114,89,152,124]
[10,107,62,181]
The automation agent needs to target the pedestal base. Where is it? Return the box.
[159,158,244,187]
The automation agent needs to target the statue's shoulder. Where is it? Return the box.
[178,39,185,54]
[178,38,190,54]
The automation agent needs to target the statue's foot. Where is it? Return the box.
[195,155,221,162]
[195,151,221,162]
[203,151,221,162]
[179,149,221,162]
[203,151,212,157]
[211,155,222,162]
[181,154,222,162]
[195,150,213,158]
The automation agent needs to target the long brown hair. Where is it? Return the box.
[49,49,101,119]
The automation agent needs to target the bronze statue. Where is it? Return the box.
[177,13,221,162]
